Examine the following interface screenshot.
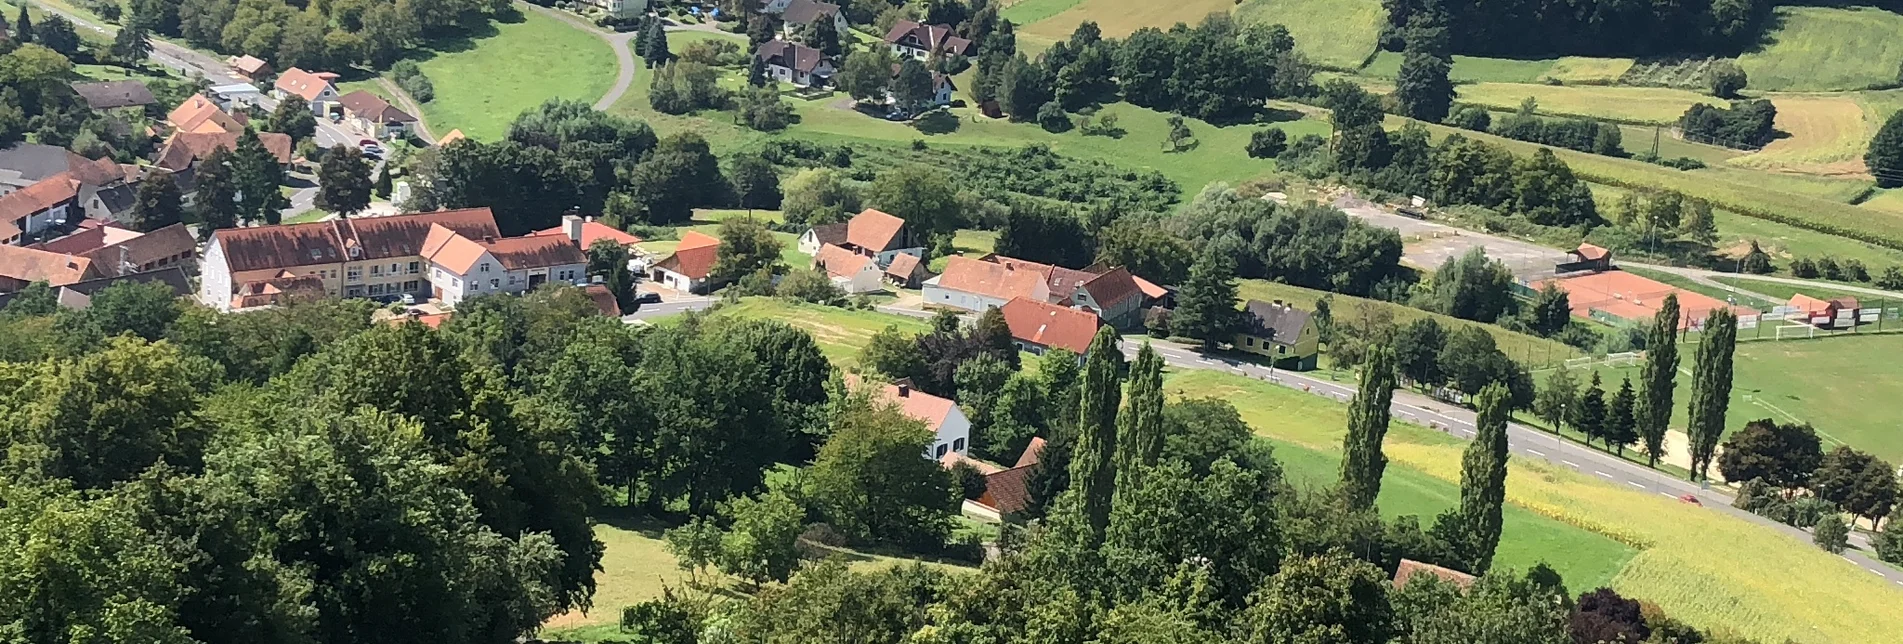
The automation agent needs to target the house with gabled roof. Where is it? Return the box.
[337,90,418,140]
[154,130,293,197]
[167,94,248,135]
[775,0,848,38]
[876,380,970,459]
[1000,296,1102,356]
[884,20,973,60]
[650,230,723,294]
[796,208,922,268]
[199,208,503,310]
[924,255,1052,312]
[530,215,642,250]
[272,67,341,116]
[421,224,588,305]
[228,55,272,81]
[71,80,156,112]
[884,252,929,288]
[754,39,837,88]
[1235,299,1319,370]
[814,242,883,293]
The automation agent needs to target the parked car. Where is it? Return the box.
[635,292,662,304]
[329,113,343,123]
[358,138,378,147]
[361,144,384,157]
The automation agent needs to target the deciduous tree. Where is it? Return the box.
[1636,294,1680,467]
[1685,308,1736,480]
[315,145,373,217]
[1341,347,1396,510]
[1436,382,1511,572]
[807,399,959,549]
[1718,419,1823,490]
[131,170,184,232]
[192,148,241,240]
[1812,446,1898,525]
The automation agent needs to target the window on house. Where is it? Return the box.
[952,438,966,453]
[1246,337,1255,347]
[480,263,490,273]
[390,263,399,273]
[509,274,519,285]
[490,279,500,289]
[1278,346,1287,355]
[408,262,419,274]
[451,277,460,288]
[346,267,361,282]
[370,265,382,276]
[935,444,949,458]
[309,249,322,260]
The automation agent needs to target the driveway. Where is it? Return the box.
[1332,194,1569,281]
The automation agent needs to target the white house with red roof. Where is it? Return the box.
[420,224,588,305]
[1000,296,1103,355]
[272,67,341,116]
[530,215,642,250]
[797,208,922,268]
[650,230,722,293]
[813,242,884,293]
[883,20,973,60]
[877,380,970,459]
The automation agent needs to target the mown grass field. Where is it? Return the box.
[999,0,1086,27]
[1232,0,1388,69]
[1175,369,1903,643]
[379,9,617,141]
[1864,189,1903,214]
[1729,95,1879,175]
[1582,331,1903,466]
[1236,278,1582,369]
[1736,6,1903,92]
[1453,83,1711,125]
[1615,124,1742,165]
[1362,54,1633,85]
[1018,0,1237,40]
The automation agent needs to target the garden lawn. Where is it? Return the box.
[1580,329,1903,468]
[932,229,1000,272]
[1736,6,1903,92]
[1233,0,1387,69]
[1172,369,1903,644]
[394,9,617,141]
[1236,278,1582,369]
[704,298,930,363]
[1454,83,1711,125]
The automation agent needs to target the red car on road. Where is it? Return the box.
[1678,494,1702,506]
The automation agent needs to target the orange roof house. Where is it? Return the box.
[873,380,971,460]
[925,255,1052,309]
[530,215,642,249]
[846,208,909,253]
[649,231,723,294]
[1393,559,1476,590]
[229,55,272,79]
[1000,296,1101,355]
[884,251,929,288]
[167,95,247,134]
[273,67,340,103]
[0,243,99,291]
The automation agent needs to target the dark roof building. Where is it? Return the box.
[1243,299,1313,345]
[755,40,829,75]
[883,20,974,57]
[780,0,842,28]
[337,90,418,126]
[70,80,157,110]
[0,265,190,310]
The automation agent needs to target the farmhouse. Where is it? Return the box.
[753,40,836,88]
[875,380,970,459]
[923,255,1051,312]
[965,438,1046,521]
[199,208,503,310]
[154,131,294,196]
[796,208,922,267]
[1234,299,1320,370]
[0,152,138,241]
[0,175,79,244]
[419,223,588,305]
[167,95,248,135]
[32,222,196,278]
[337,91,419,140]
[883,20,973,60]
[813,243,884,293]
[272,67,341,116]
[999,296,1101,355]
[927,255,1147,327]
[650,230,723,294]
[885,66,957,110]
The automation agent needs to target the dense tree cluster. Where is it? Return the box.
[1488,99,1624,157]
[1869,109,1903,189]
[1679,100,1778,150]
[1381,0,1772,57]
[1171,184,1407,296]
[135,0,509,71]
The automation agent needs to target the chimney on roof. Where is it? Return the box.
[563,214,584,247]
[483,235,497,244]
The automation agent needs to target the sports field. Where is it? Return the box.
[1583,331,1903,466]
[1232,0,1388,69]
[1453,83,1711,125]
[388,9,617,141]
[1175,369,1903,644]
[1736,6,1903,92]
[1730,95,1879,176]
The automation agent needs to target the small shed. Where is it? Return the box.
[1556,243,1613,274]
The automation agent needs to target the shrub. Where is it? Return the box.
[1738,241,1772,274]
[1706,60,1747,99]
[1816,257,1843,281]
[1878,266,1903,290]
[1789,257,1818,278]
[620,597,697,640]
[1036,102,1072,133]
[1246,128,1288,159]
[1813,514,1849,554]
[1679,100,1777,150]
[1447,105,1491,131]
[1843,259,1870,282]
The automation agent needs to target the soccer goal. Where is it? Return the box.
[1774,323,1817,341]
[1605,352,1641,367]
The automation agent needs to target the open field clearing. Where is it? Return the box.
[1454,83,1710,125]
[1019,0,1236,39]
[1583,330,1903,465]
[999,0,1086,26]
[1616,123,1743,164]
[1736,6,1903,92]
[1233,0,1387,69]
[1730,95,1874,175]
[1174,369,1903,643]
[377,10,615,141]
[1237,278,1582,368]
[1363,54,1632,85]
[1864,189,1903,214]
[704,299,931,363]
[1405,119,1903,252]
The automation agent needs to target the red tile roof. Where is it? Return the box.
[885,252,922,280]
[337,90,416,124]
[1393,559,1475,590]
[879,382,957,432]
[583,283,621,317]
[0,174,79,224]
[978,465,1035,515]
[81,223,195,277]
[1014,437,1046,469]
[814,242,874,279]
[1000,296,1099,354]
[274,67,336,102]
[156,131,292,171]
[0,244,97,286]
[211,208,501,273]
[1132,274,1168,299]
[1788,293,1834,316]
[935,256,1048,301]
[482,234,586,271]
[230,55,270,76]
[530,219,642,248]
[167,95,245,134]
[846,208,908,253]
[1080,266,1141,310]
[657,231,721,280]
[883,20,972,56]
[420,223,490,274]
[1574,243,1611,262]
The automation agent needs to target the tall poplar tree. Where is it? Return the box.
[1686,308,1738,481]
[1068,325,1124,544]
[1340,346,1396,510]
[1636,294,1680,467]
[1113,342,1165,495]
[1451,382,1511,573]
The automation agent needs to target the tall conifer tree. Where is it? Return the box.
[1068,325,1124,544]
[1340,346,1396,510]
[1114,342,1165,496]
[1636,294,1680,466]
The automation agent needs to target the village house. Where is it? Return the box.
[875,380,971,459]
[419,223,588,305]
[154,130,294,197]
[337,90,419,140]
[31,221,196,277]
[999,296,1102,355]
[813,242,883,294]
[649,230,723,294]
[0,244,99,292]
[958,437,1045,522]
[925,254,1149,328]
[753,40,836,88]
[0,150,139,240]
[0,265,191,311]
[883,20,973,60]
[884,65,956,110]
[70,80,156,113]
[1234,299,1320,370]
[228,55,272,82]
[167,95,248,135]
[923,255,1051,312]
[884,252,929,288]
[199,208,502,310]
[771,0,849,38]
[529,215,643,250]
[796,208,922,268]
[273,67,342,116]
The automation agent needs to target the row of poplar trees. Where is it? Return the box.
[1611,294,1738,482]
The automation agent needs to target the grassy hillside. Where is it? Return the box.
[1737,6,1903,92]
[1236,278,1582,369]
[1019,0,1238,39]
[369,9,615,141]
[1580,331,1903,465]
[1453,83,1711,125]
[1730,94,1882,176]
[1233,0,1387,69]
[1178,369,1903,643]
[1363,53,1632,85]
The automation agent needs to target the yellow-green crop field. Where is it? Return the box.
[1736,6,1903,92]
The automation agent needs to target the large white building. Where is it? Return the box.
[420,223,587,305]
